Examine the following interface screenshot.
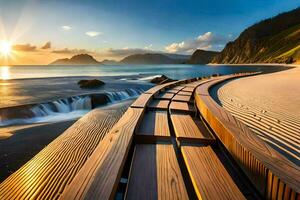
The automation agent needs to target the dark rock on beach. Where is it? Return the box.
[90,94,110,108]
[77,79,105,89]
[150,75,174,84]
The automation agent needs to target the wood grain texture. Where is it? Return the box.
[154,92,175,100]
[136,111,170,139]
[185,80,205,87]
[148,100,170,110]
[177,91,192,96]
[181,146,246,200]
[0,106,128,200]
[145,81,179,94]
[144,84,168,95]
[194,74,300,198]
[131,93,153,108]
[171,113,215,144]
[170,101,194,113]
[172,86,185,90]
[172,94,191,102]
[59,108,144,200]
[126,144,189,200]
[182,87,194,92]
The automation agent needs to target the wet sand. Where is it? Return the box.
[0,120,75,182]
[216,66,300,166]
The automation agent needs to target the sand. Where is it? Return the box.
[217,66,300,166]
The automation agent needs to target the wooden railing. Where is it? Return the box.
[194,74,300,199]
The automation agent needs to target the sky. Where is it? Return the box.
[0,0,299,65]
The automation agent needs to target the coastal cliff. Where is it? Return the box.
[186,49,219,64]
[212,8,300,64]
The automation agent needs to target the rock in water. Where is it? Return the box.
[150,75,174,84]
[78,79,105,89]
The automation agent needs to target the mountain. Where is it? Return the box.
[212,8,300,64]
[100,59,118,65]
[119,53,189,64]
[50,54,101,65]
[163,53,191,61]
[186,49,220,64]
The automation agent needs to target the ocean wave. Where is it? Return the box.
[0,88,144,127]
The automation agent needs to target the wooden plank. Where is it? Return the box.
[169,101,195,113]
[185,82,202,87]
[177,91,192,96]
[172,94,191,102]
[136,111,171,142]
[182,87,194,92]
[173,86,185,90]
[148,100,169,110]
[131,93,153,108]
[144,85,165,94]
[0,107,128,200]
[145,81,178,94]
[126,144,189,200]
[60,108,144,200]
[154,92,174,100]
[181,146,246,200]
[171,113,215,144]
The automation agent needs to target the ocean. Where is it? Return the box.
[0,64,285,126]
[0,64,274,80]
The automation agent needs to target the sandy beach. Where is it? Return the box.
[216,66,300,166]
[0,120,75,182]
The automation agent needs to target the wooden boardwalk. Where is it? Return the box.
[0,74,299,200]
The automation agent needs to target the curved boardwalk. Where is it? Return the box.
[60,75,261,200]
[0,74,299,200]
[195,75,300,199]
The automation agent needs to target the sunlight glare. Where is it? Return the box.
[0,41,12,56]
[0,66,10,80]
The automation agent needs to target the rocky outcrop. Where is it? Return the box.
[186,49,219,64]
[77,79,105,88]
[150,75,174,84]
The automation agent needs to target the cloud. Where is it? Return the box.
[62,26,72,31]
[12,44,36,51]
[41,41,51,49]
[52,48,92,54]
[85,31,102,37]
[165,32,230,54]
[144,44,153,50]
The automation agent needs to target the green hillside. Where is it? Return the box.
[212,8,300,64]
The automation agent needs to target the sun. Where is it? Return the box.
[0,40,12,56]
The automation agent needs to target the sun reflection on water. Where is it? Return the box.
[0,66,10,80]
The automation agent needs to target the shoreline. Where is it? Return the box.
[208,63,300,67]
[0,75,152,109]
